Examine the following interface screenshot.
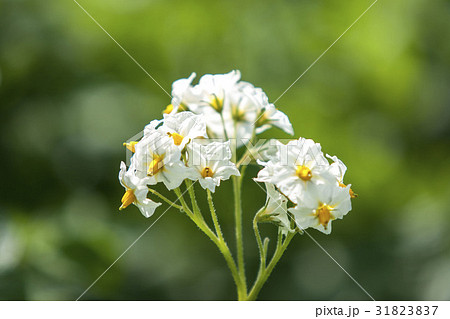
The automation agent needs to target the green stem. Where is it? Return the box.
[173,188,193,215]
[252,217,266,293]
[276,228,283,250]
[220,113,229,140]
[174,186,246,300]
[207,189,224,242]
[148,188,183,210]
[185,180,203,220]
[231,120,248,297]
[253,217,266,270]
[246,231,296,301]
[233,175,246,294]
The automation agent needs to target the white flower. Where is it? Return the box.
[327,154,347,182]
[221,85,265,142]
[254,158,279,183]
[187,141,240,192]
[288,183,352,234]
[327,154,357,198]
[133,128,195,190]
[196,77,263,145]
[165,72,200,114]
[255,103,294,136]
[195,70,242,113]
[161,111,207,149]
[118,161,161,218]
[255,138,335,203]
[257,183,294,235]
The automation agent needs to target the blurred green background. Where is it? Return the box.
[1,0,450,300]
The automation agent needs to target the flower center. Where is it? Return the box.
[168,132,184,146]
[315,203,333,229]
[231,105,246,122]
[255,111,269,127]
[296,165,312,181]
[120,189,136,210]
[201,167,214,178]
[147,154,164,176]
[210,94,223,112]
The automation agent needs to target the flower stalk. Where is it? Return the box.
[147,188,183,210]
[247,229,296,301]
[118,70,356,300]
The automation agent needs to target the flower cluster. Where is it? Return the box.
[118,70,358,300]
[118,70,356,233]
[119,71,294,218]
[119,111,239,217]
[166,70,294,145]
[255,138,356,234]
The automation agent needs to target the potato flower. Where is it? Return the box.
[288,182,352,234]
[133,127,195,190]
[118,161,161,218]
[255,138,335,203]
[161,111,208,149]
[118,70,358,300]
[187,141,240,192]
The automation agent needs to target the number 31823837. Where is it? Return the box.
[376,306,438,316]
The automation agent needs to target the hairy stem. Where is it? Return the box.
[174,185,245,300]
[148,188,183,210]
[207,189,224,242]
[232,174,247,295]
[185,180,204,221]
[246,231,296,301]
[253,217,266,270]
[173,188,193,215]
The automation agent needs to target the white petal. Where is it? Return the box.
[160,163,194,190]
[118,161,127,189]
[288,206,317,231]
[214,163,240,180]
[270,108,294,135]
[204,141,232,161]
[136,198,162,218]
[199,177,218,193]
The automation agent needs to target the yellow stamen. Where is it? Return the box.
[163,104,174,114]
[231,105,246,122]
[123,141,138,153]
[296,165,312,181]
[148,154,164,176]
[163,103,188,114]
[120,189,136,210]
[255,111,269,127]
[168,132,184,146]
[339,182,358,198]
[178,103,188,112]
[210,95,223,112]
[315,203,334,229]
[201,167,214,178]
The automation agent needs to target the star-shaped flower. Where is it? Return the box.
[288,182,352,234]
[255,138,335,203]
[161,111,207,149]
[118,161,161,218]
[133,128,195,190]
[187,141,240,192]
